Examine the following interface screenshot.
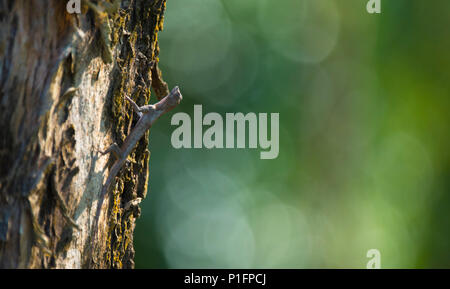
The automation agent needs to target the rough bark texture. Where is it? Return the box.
[0,0,169,268]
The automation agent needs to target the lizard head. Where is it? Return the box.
[169,86,182,105]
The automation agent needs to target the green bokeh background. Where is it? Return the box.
[134,0,450,268]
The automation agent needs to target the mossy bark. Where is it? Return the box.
[0,0,168,268]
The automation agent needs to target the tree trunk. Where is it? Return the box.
[0,0,169,268]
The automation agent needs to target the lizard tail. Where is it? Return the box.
[91,160,123,243]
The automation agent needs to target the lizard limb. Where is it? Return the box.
[125,96,156,115]
[125,96,143,117]
[100,143,121,159]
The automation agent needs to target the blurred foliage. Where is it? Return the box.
[134,0,450,268]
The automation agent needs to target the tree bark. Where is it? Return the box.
[0,0,169,268]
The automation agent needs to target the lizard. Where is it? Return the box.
[92,86,182,243]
